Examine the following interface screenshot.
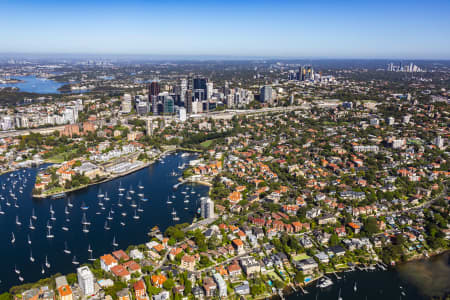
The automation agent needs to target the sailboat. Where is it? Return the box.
[81,201,89,210]
[138,181,144,189]
[0,204,4,215]
[88,244,93,253]
[117,198,123,207]
[129,185,135,194]
[46,220,52,229]
[130,200,137,208]
[118,182,125,192]
[50,211,56,221]
[104,192,110,201]
[112,236,118,247]
[11,232,15,244]
[18,276,24,282]
[62,224,69,231]
[46,227,54,239]
[30,250,35,262]
[82,224,89,233]
[126,192,131,200]
[354,282,357,292]
[49,204,54,214]
[166,196,172,205]
[88,251,95,261]
[137,203,143,213]
[72,256,79,265]
[133,210,140,220]
[107,211,113,220]
[41,265,45,274]
[104,220,110,230]
[27,234,32,245]
[67,199,73,208]
[81,213,91,225]
[15,216,21,226]
[97,189,104,198]
[29,218,35,230]
[45,256,50,268]
[14,265,20,274]
[65,206,69,215]
[64,242,71,254]
[173,211,180,221]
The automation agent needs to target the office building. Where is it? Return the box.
[260,85,273,103]
[193,77,208,100]
[148,81,160,98]
[185,90,193,113]
[121,94,133,114]
[180,78,187,102]
[163,97,174,114]
[206,82,213,100]
[77,266,95,296]
[178,107,187,122]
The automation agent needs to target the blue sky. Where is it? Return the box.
[0,0,449,59]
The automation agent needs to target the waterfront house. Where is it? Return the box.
[294,258,318,275]
[113,250,130,262]
[111,264,131,282]
[130,249,144,260]
[100,254,118,272]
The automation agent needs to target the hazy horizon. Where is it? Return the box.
[1,0,450,59]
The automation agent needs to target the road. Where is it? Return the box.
[0,125,65,139]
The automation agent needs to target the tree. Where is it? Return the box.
[163,278,175,291]
[184,280,192,296]
[329,233,339,247]
[66,273,77,285]
[295,271,305,284]
[363,217,378,236]
[0,293,12,300]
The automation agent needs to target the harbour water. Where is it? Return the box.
[0,152,208,292]
[286,251,450,300]
[0,76,69,94]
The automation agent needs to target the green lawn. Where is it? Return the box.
[45,153,66,163]
[292,253,311,261]
[200,139,214,148]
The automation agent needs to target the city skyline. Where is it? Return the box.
[1,0,450,59]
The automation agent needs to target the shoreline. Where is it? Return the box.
[268,249,450,300]
[32,149,178,199]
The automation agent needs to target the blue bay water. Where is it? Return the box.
[0,76,69,94]
[0,152,208,292]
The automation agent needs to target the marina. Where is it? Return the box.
[0,152,208,292]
